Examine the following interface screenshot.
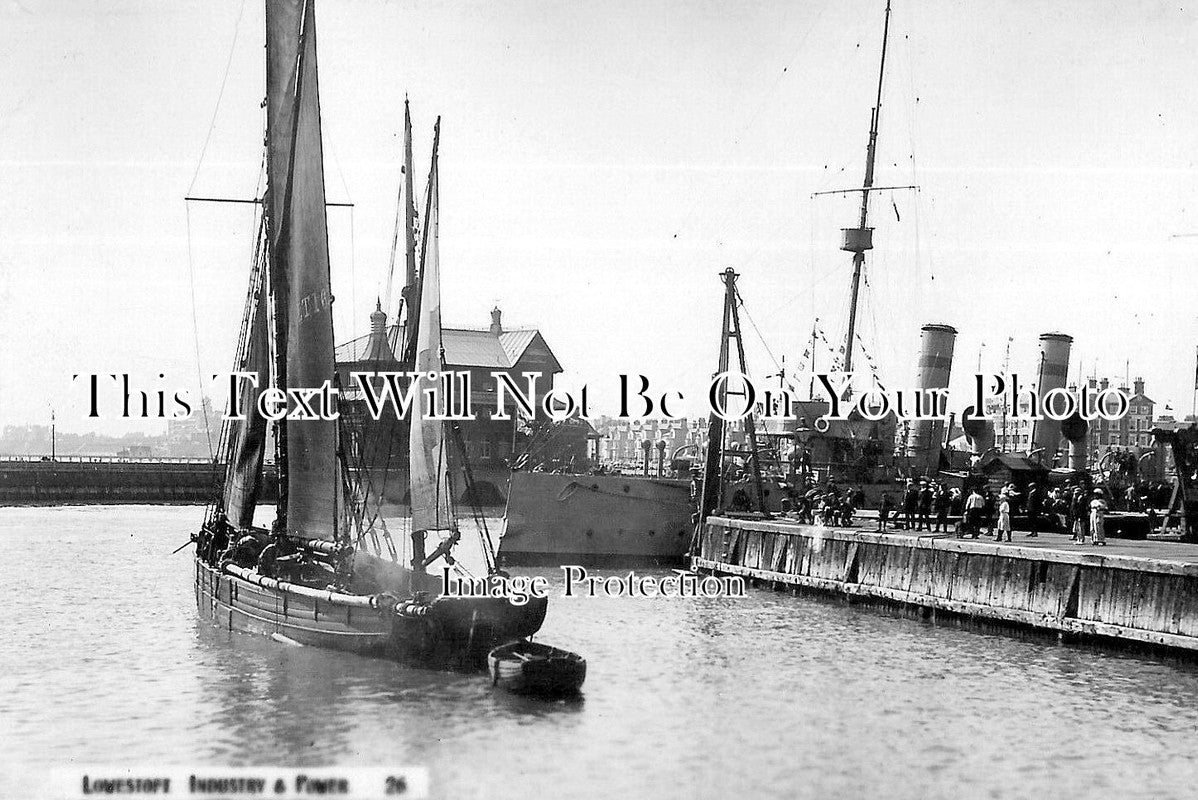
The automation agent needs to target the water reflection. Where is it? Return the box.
[5,507,1198,799]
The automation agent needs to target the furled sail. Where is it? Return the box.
[222,270,270,529]
[266,0,339,538]
[409,127,454,534]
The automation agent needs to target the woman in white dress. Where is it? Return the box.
[1089,489,1108,546]
[996,488,1013,543]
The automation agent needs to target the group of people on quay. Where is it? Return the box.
[781,482,866,527]
[770,475,1164,547]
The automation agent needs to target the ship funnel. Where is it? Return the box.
[1030,332,1073,465]
[962,406,994,456]
[906,324,957,474]
[1061,410,1089,471]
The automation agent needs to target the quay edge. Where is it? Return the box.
[692,515,1198,656]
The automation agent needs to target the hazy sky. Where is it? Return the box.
[2,0,1198,436]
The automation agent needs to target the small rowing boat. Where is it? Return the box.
[487,640,586,697]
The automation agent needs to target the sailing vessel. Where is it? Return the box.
[194,0,545,670]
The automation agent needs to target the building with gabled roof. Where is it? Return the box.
[336,305,562,414]
[334,305,587,494]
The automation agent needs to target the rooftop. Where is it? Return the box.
[337,323,553,371]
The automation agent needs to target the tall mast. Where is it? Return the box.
[695,268,767,529]
[408,119,444,572]
[400,98,418,355]
[808,320,818,400]
[403,125,437,368]
[840,0,892,374]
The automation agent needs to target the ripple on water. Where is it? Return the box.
[4,506,1198,799]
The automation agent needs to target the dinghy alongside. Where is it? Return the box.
[487,641,587,696]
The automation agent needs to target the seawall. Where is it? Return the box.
[692,516,1198,654]
[0,458,269,505]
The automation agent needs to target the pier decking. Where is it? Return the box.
[692,515,1198,654]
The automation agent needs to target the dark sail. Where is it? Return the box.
[222,269,270,529]
[266,0,339,538]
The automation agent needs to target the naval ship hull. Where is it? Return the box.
[498,472,695,567]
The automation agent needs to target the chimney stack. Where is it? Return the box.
[1031,332,1072,464]
[490,306,503,335]
[1134,377,1144,397]
[906,323,957,474]
[1061,411,1089,471]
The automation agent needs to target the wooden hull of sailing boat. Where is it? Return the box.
[424,594,549,670]
[195,558,394,655]
[194,558,548,670]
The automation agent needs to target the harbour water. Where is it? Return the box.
[4,506,1198,799]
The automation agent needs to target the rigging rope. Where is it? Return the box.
[186,0,247,197]
[383,160,405,316]
[663,2,828,255]
[184,205,216,461]
[734,288,783,378]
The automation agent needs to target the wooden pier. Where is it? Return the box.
[692,515,1198,655]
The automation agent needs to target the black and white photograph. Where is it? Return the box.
[4,1,1198,797]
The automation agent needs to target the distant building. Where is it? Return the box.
[164,397,221,458]
[1085,377,1154,450]
[592,415,768,475]
[1154,413,1198,433]
[335,304,588,471]
[594,416,708,467]
[983,376,1154,467]
[986,395,1034,454]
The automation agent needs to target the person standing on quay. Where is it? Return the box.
[902,480,919,530]
[1071,487,1090,543]
[917,482,934,531]
[933,484,951,533]
[982,488,996,538]
[1026,483,1041,536]
[1090,489,1109,546]
[996,488,1013,543]
[963,487,984,538]
[1124,484,1138,512]
[878,491,894,531]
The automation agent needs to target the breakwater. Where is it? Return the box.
[0,458,276,505]
[692,515,1198,654]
